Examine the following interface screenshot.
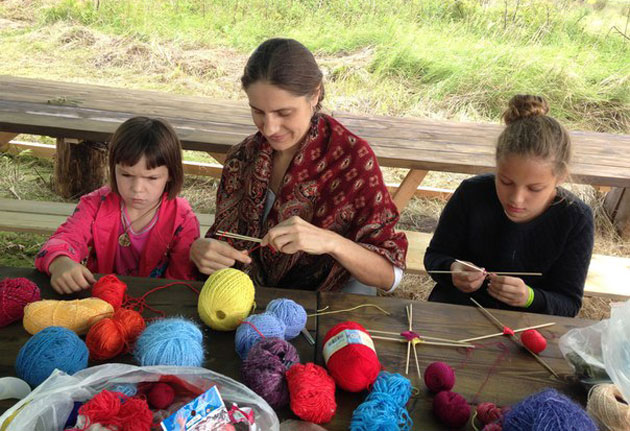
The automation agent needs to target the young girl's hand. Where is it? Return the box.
[49,256,96,294]
[190,238,252,275]
[487,273,529,307]
[261,216,335,255]
[450,261,486,293]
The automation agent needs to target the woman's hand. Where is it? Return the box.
[450,260,486,293]
[487,274,529,307]
[49,256,96,294]
[190,238,252,275]
[262,216,337,255]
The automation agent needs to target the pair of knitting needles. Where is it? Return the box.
[215,230,262,243]
[427,259,542,277]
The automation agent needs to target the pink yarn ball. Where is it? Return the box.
[520,329,547,354]
[147,382,175,410]
[424,361,455,392]
[483,424,503,431]
[477,402,504,424]
[433,390,470,428]
[0,277,40,327]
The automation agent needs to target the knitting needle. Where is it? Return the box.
[458,322,556,343]
[428,270,543,276]
[301,328,315,345]
[470,298,559,378]
[408,304,423,384]
[215,230,262,243]
[405,304,412,376]
[371,335,475,349]
[369,329,463,344]
[455,259,485,272]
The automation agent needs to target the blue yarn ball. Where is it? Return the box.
[235,313,286,359]
[266,298,307,340]
[503,389,597,431]
[108,383,138,397]
[370,371,413,406]
[134,318,204,367]
[15,326,88,388]
[64,401,83,429]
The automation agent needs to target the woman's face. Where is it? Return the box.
[245,81,318,154]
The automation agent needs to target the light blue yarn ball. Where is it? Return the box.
[266,298,307,340]
[15,326,88,388]
[370,371,412,406]
[134,318,204,367]
[235,313,287,359]
[108,383,138,397]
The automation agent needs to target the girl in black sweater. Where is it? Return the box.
[424,95,594,317]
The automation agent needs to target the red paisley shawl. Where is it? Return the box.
[206,114,408,291]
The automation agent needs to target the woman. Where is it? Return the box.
[190,38,407,293]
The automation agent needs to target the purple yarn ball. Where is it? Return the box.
[503,389,596,431]
[241,337,300,408]
[235,313,286,359]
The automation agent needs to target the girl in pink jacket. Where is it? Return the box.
[35,117,200,294]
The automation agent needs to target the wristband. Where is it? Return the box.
[524,286,535,308]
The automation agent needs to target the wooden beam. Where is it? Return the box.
[0,132,19,151]
[207,152,227,164]
[392,169,428,210]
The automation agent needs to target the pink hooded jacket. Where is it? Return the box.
[35,186,200,280]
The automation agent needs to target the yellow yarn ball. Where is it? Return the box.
[198,268,255,331]
[23,298,114,335]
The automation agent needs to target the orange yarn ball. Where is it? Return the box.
[86,308,145,361]
[92,274,127,310]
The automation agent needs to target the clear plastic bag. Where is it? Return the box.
[601,300,630,403]
[0,364,279,431]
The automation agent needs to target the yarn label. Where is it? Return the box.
[161,386,233,430]
[323,329,375,363]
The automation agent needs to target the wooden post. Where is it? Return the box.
[0,132,18,151]
[54,138,108,199]
[604,187,630,239]
[392,169,429,211]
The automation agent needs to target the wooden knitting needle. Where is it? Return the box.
[408,304,422,384]
[215,230,262,243]
[458,322,556,343]
[371,335,475,349]
[428,270,543,276]
[369,329,463,344]
[470,298,559,378]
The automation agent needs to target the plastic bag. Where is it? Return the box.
[559,319,610,383]
[0,363,279,431]
[602,300,630,403]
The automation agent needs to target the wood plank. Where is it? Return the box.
[0,132,18,149]
[392,169,428,209]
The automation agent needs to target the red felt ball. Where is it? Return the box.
[433,390,470,428]
[92,274,127,310]
[147,382,175,410]
[477,402,503,424]
[424,361,455,392]
[520,329,547,354]
[0,277,40,327]
[322,321,380,392]
[286,362,337,424]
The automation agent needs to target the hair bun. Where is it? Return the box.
[502,95,549,125]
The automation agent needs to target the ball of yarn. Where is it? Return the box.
[483,424,503,431]
[286,362,337,424]
[23,297,113,335]
[503,388,596,431]
[92,274,127,310]
[322,321,381,392]
[424,361,455,392]
[198,268,255,331]
[477,402,504,424]
[15,326,88,387]
[64,401,83,429]
[0,277,40,327]
[587,384,630,431]
[241,337,300,408]
[86,308,145,361]
[134,317,204,367]
[266,298,307,340]
[235,313,286,359]
[520,330,547,354]
[148,382,175,410]
[78,390,152,431]
[433,390,471,428]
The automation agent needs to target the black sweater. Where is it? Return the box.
[424,174,594,317]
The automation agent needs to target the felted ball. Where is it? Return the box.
[433,390,471,428]
[23,297,114,335]
[0,277,40,327]
[266,298,307,340]
[520,329,547,354]
[92,274,127,310]
[286,362,337,424]
[134,318,204,367]
[235,313,287,359]
[147,382,175,410]
[15,326,88,387]
[503,388,596,431]
[477,402,504,424]
[241,337,300,408]
[424,361,455,392]
[198,268,255,331]
[322,321,381,392]
[86,308,145,361]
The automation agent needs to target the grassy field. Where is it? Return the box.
[1,0,629,319]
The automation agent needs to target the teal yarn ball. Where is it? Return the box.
[266,298,307,340]
[134,318,204,367]
[235,313,286,359]
[15,326,88,387]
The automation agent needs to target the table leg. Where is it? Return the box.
[392,169,428,210]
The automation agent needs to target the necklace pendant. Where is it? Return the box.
[118,232,131,247]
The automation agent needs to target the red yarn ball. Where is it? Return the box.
[0,277,40,327]
[147,382,175,410]
[79,390,152,431]
[483,424,503,431]
[477,402,503,424]
[322,321,380,392]
[433,390,470,428]
[520,329,547,354]
[424,361,455,392]
[86,308,145,360]
[286,362,337,424]
[92,274,127,310]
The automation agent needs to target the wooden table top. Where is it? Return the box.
[3,75,630,187]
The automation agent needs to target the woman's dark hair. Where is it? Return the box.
[241,38,325,110]
[108,116,184,200]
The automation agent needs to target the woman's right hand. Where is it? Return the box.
[49,256,96,294]
[450,260,486,293]
[190,238,252,275]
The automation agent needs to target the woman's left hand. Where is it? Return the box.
[487,273,529,307]
[262,216,337,255]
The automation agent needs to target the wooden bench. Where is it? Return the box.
[1,198,628,299]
